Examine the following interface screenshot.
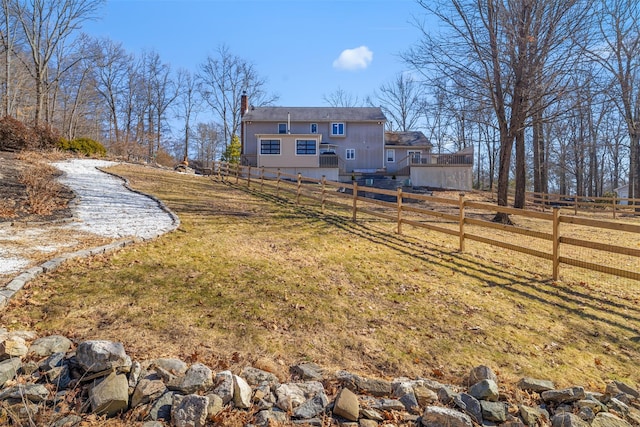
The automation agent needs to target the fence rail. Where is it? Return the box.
[213,162,639,283]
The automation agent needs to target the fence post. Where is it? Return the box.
[613,195,617,219]
[235,163,239,184]
[297,173,302,204]
[247,166,252,188]
[352,181,358,222]
[397,187,403,235]
[260,167,265,192]
[573,198,578,215]
[459,193,466,252]
[321,175,326,213]
[553,207,560,281]
[276,169,281,197]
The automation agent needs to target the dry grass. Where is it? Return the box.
[2,164,640,395]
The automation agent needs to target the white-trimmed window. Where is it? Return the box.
[386,149,395,163]
[260,139,281,155]
[278,123,287,134]
[331,122,345,136]
[310,123,318,134]
[346,148,355,160]
[296,139,317,155]
[409,150,421,164]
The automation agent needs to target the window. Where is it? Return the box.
[386,149,395,163]
[260,139,281,155]
[346,148,355,160]
[331,122,345,136]
[310,123,318,134]
[409,151,421,164]
[278,123,287,134]
[296,140,317,155]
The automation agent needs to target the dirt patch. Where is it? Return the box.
[0,151,74,223]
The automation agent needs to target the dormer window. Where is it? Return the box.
[278,123,287,134]
[331,122,345,136]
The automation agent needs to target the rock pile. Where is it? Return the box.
[0,329,639,426]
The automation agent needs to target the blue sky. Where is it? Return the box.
[84,0,427,107]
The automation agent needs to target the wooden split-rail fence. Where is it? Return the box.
[213,162,640,283]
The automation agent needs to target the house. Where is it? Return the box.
[239,95,473,190]
[615,184,629,204]
[240,95,386,181]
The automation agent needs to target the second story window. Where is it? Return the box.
[278,123,287,134]
[346,148,355,160]
[310,123,318,134]
[331,122,345,136]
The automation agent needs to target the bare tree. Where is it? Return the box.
[369,73,424,132]
[586,0,640,203]
[198,44,277,149]
[323,87,361,108]
[13,0,103,125]
[174,68,201,162]
[406,0,592,221]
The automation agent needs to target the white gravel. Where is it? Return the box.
[53,159,176,239]
[0,159,177,277]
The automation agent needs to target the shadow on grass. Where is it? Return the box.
[226,180,640,358]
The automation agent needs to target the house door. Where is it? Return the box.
[408,151,421,165]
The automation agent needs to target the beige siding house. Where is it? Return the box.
[241,96,386,181]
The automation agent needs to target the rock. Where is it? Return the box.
[437,386,458,404]
[39,352,65,371]
[608,397,630,416]
[421,406,473,427]
[131,376,166,408]
[89,372,129,417]
[541,386,586,403]
[333,387,360,421]
[517,377,555,393]
[393,381,420,413]
[233,374,252,409]
[591,412,633,427]
[7,402,39,424]
[142,422,164,427]
[213,370,234,404]
[171,394,209,427]
[20,361,38,376]
[291,362,324,381]
[551,412,590,427]
[51,415,83,427]
[206,394,224,419]
[0,384,49,402]
[0,336,28,359]
[293,392,328,419]
[353,375,392,397]
[468,365,498,385]
[148,391,175,421]
[46,365,72,390]
[578,406,596,422]
[519,404,549,426]
[169,363,213,394]
[414,385,438,406]
[481,400,507,423]
[153,358,188,375]
[361,408,384,421]
[454,393,483,424]
[0,358,22,386]
[373,398,406,412]
[76,340,131,373]
[613,381,640,399]
[577,398,606,413]
[276,383,307,411]
[128,361,142,390]
[28,335,72,357]
[242,366,279,386]
[469,379,499,401]
[255,409,289,426]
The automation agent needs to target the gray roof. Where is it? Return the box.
[384,131,432,147]
[242,106,386,122]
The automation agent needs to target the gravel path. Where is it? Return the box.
[53,159,176,239]
[0,159,177,279]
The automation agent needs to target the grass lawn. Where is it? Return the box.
[2,163,640,391]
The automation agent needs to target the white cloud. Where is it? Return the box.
[332,46,373,71]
